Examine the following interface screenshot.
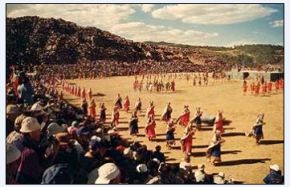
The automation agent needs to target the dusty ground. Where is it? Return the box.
[62,74,283,184]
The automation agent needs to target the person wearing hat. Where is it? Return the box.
[263,164,284,184]
[190,107,203,130]
[16,117,43,184]
[7,144,21,184]
[94,163,121,184]
[161,102,173,122]
[7,114,27,151]
[206,130,225,166]
[246,113,265,144]
[6,104,21,136]
[88,99,96,119]
[179,155,192,172]
[121,95,129,112]
[41,163,74,184]
[134,164,150,184]
[194,164,212,184]
[213,172,227,184]
[46,122,65,137]
[180,124,196,156]
[115,93,123,109]
[129,112,139,136]
[145,114,156,141]
[80,98,88,115]
[213,110,224,134]
[177,105,190,127]
[166,119,176,149]
[98,103,107,124]
[146,101,155,119]
[134,98,142,114]
[111,105,120,128]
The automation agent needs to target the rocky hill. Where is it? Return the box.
[7,16,284,71]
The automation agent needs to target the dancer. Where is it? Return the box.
[177,105,190,127]
[161,102,173,122]
[166,119,176,149]
[129,111,139,136]
[146,101,155,118]
[123,96,130,112]
[180,124,196,156]
[145,115,156,141]
[134,98,142,114]
[87,88,92,100]
[115,93,122,109]
[191,107,203,130]
[245,113,265,144]
[213,111,224,134]
[111,106,120,128]
[98,103,107,124]
[242,80,248,95]
[206,130,225,166]
[88,99,96,119]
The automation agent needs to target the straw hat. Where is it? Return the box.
[6,104,20,115]
[20,117,41,133]
[270,164,280,171]
[6,143,21,165]
[95,163,120,184]
[47,122,65,137]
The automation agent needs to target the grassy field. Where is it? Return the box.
[62,75,283,184]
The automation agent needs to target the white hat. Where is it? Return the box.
[152,158,161,165]
[47,122,65,136]
[270,164,280,171]
[6,104,19,115]
[96,128,103,133]
[198,164,205,171]
[95,163,120,184]
[194,170,205,183]
[6,144,21,164]
[30,101,44,111]
[91,135,101,142]
[20,117,41,133]
[123,148,132,157]
[136,164,148,173]
[218,172,225,178]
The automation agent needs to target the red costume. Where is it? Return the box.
[111,107,120,127]
[178,108,190,127]
[146,106,155,118]
[145,118,156,141]
[181,128,195,155]
[88,100,96,118]
[123,97,130,112]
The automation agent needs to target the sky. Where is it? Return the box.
[7,4,284,47]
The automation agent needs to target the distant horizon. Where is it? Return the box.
[7,4,284,47]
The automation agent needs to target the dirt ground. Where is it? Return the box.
[62,74,283,184]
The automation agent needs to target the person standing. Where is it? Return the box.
[245,113,265,144]
[129,112,139,136]
[177,105,190,127]
[166,119,176,149]
[111,106,120,128]
[206,130,225,166]
[191,107,203,130]
[145,115,156,141]
[146,101,155,119]
[180,124,196,156]
[115,93,123,109]
[123,96,130,112]
[161,102,173,122]
[213,111,224,134]
[88,99,96,119]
